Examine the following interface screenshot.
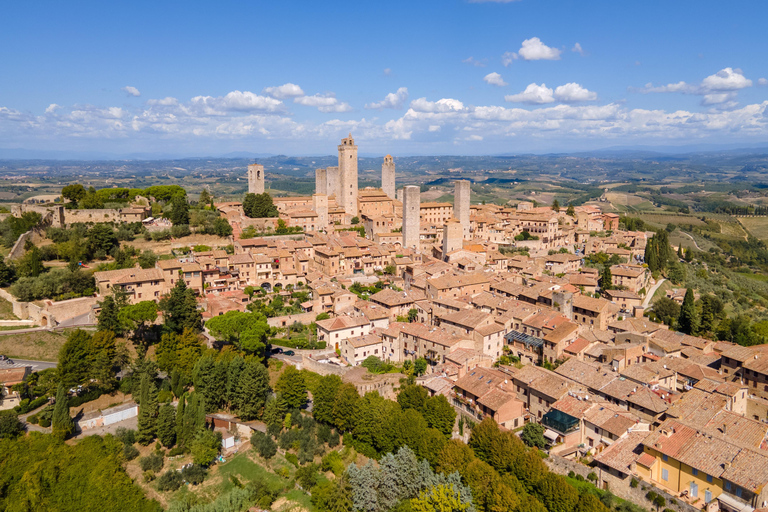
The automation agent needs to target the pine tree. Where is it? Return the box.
[160,279,202,334]
[551,200,560,212]
[52,384,74,439]
[226,356,246,411]
[157,403,176,448]
[599,265,613,291]
[677,245,683,258]
[137,373,158,445]
[678,287,698,334]
[236,361,270,420]
[275,365,307,409]
[566,204,575,217]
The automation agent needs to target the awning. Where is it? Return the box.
[544,429,559,442]
[716,493,754,512]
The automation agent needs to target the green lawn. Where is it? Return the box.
[216,452,287,494]
[0,297,18,320]
[737,272,768,282]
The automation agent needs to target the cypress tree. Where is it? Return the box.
[226,356,245,411]
[599,265,613,291]
[236,361,270,420]
[157,403,176,448]
[137,373,158,445]
[678,288,698,334]
[52,384,74,439]
[175,393,186,448]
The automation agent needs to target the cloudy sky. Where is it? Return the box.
[2,0,768,157]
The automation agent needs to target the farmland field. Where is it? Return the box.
[738,217,768,240]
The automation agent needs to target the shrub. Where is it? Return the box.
[123,444,140,461]
[168,446,185,457]
[139,453,164,472]
[568,471,575,478]
[38,416,51,428]
[285,453,299,468]
[115,427,137,445]
[181,464,206,485]
[27,414,39,425]
[587,472,597,482]
[157,470,183,492]
[321,451,344,476]
[328,430,340,448]
[143,470,156,482]
[630,477,639,488]
[157,390,174,403]
[296,464,319,489]
[646,491,658,502]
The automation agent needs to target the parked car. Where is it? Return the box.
[283,350,295,356]
[271,347,282,354]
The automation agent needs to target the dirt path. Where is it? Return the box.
[643,279,666,308]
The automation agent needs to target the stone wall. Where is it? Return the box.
[64,208,121,225]
[268,312,318,329]
[545,454,699,512]
[301,355,349,377]
[7,230,33,261]
[0,288,97,326]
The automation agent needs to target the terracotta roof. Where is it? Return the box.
[316,316,369,331]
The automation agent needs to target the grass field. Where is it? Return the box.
[738,217,768,240]
[0,330,68,360]
[0,297,18,320]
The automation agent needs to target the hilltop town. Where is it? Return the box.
[1,135,768,512]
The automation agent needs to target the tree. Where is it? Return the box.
[52,384,74,439]
[199,188,212,206]
[168,195,190,226]
[652,297,681,327]
[137,373,159,445]
[61,183,86,203]
[0,413,25,439]
[87,224,118,257]
[160,278,202,333]
[384,264,396,275]
[599,265,613,291]
[58,329,92,386]
[398,384,428,412]
[157,403,176,448]
[534,473,579,512]
[351,216,360,225]
[0,258,16,287]
[551,199,560,212]
[520,422,547,448]
[314,374,342,425]
[119,300,159,351]
[333,383,360,432]
[678,287,698,335]
[243,192,279,218]
[684,247,693,262]
[17,246,44,278]
[235,361,271,420]
[191,429,221,466]
[436,440,476,475]
[276,365,307,409]
[566,204,575,217]
[411,484,472,512]
[138,250,157,269]
[423,395,456,437]
[413,358,428,376]
[407,308,418,322]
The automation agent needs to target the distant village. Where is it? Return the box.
[4,134,768,512]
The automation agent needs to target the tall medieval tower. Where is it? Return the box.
[382,155,395,199]
[402,185,421,251]
[338,134,358,216]
[454,180,470,238]
[248,163,265,194]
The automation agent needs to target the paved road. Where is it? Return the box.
[0,359,57,371]
[642,278,667,308]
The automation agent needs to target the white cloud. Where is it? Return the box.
[146,97,179,107]
[505,83,555,104]
[637,68,754,105]
[294,93,353,113]
[190,91,283,114]
[701,67,752,92]
[410,98,468,113]
[483,72,508,87]
[554,83,597,102]
[122,86,141,97]
[366,87,409,110]
[466,134,484,141]
[759,78,768,86]
[45,104,61,114]
[428,125,441,132]
[383,68,392,76]
[463,57,487,67]
[504,37,562,64]
[262,83,305,99]
[572,43,585,56]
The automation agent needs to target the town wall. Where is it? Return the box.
[7,230,33,261]
[64,208,121,225]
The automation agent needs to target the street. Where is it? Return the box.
[0,359,57,372]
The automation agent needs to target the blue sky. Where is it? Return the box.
[2,0,768,157]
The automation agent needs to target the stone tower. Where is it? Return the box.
[402,185,420,251]
[338,134,358,216]
[313,194,329,231]
[315,168,327,195]
[442,220,463,260]
[382,155,395,200]
[325,166,339,199]
[454,180,470,238]
[552,290,574,321]
[248,163,265,194]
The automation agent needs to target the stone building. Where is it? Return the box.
[247,163,264,194]
[382,154,395,199]
[338,134,358,216]
[403,185,420,251]
[454,180,470,238]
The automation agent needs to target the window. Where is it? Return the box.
[706,474,713,483]
[705,490,712,504]
[662,469,668,481]
[662,454,668,462]
[692,468,698,477]
[725,481,731,492]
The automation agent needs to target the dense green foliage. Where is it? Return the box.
[243,192,279,218]
[0,433,160,512]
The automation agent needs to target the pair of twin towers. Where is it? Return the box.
[313,134,395,217]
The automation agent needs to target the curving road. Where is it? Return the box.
[643,278,667,308]
[679,232,703,251]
